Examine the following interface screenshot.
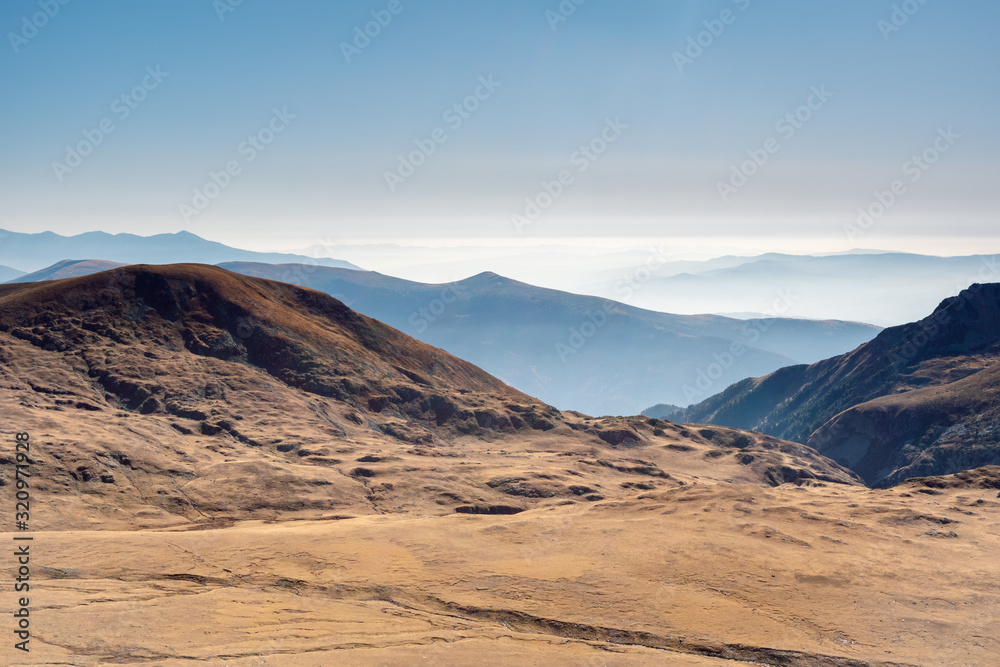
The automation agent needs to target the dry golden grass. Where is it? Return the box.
[4,474,1000,665]
[2,266,997,665]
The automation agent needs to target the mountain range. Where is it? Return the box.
[218,262,880,415]
[0,228,362,273]
[306,243,998,326]
[5,229,995,327]
[5,258,881,416]
[0,264,861,525]
[578,252,1000,327]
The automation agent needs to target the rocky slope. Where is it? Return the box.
[678,283,1000,486]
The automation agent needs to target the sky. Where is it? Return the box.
[1,0,997,255]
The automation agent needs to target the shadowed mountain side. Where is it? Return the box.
[217,262,880,415]
[677,283,1000,487]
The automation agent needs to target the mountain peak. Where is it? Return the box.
[895,282,1000,358]
[464,270,504,281]
[939,282,1000,316]
[457,271,534,288]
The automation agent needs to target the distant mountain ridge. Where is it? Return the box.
[219,262,879,416]
[0,264,25,282]
[323,245,997,326]
[9,259,126,283]
[0,229,362,273]
[579,252,1000,326]
[676,283,1000,486]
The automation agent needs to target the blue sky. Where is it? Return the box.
[1,0,997,253]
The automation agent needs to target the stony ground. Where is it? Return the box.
[4,472,1000,665]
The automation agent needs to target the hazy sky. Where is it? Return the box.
[2,0,997,253]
